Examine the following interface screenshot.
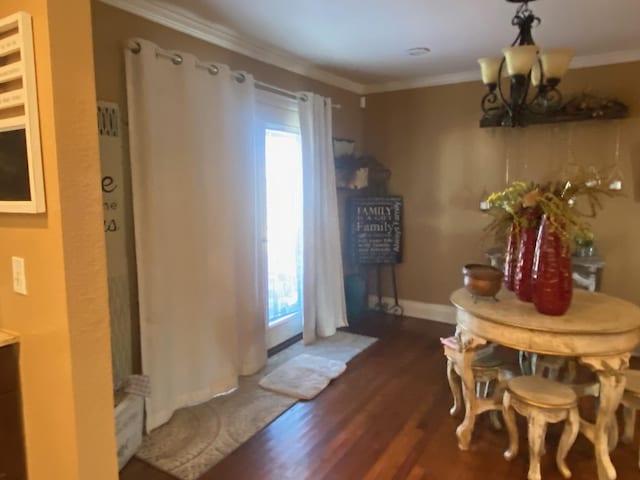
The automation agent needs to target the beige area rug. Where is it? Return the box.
[136,331,377,480]
[258,353,347,400]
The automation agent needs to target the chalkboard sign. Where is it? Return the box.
[350,196,402,264]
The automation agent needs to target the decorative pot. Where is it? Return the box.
[503,224,518,291]
[532,215,573,316]
[514,210,539,302]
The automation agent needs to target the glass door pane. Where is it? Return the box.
[265,128,303,329]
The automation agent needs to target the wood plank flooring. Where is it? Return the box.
[121,314,640,480]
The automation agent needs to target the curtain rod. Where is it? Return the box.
[127,40,341,109]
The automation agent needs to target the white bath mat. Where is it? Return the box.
[258,354,347,400]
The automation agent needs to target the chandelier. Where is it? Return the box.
[478,0,575,127]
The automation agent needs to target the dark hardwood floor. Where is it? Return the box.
[121,314,640,480]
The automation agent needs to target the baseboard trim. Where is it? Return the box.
[367,295,456,325]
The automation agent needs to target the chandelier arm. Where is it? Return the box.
[544,88,563,112]
[527,89,545,114]
[496,58,514,119]
[481,90,499,114]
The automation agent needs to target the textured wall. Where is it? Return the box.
[0,0,117,479]
[364,62,640,306]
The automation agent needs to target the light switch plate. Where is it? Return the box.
[11,256,27,295]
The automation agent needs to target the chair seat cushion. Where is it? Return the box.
[508,375,577,408]
[625,369,640,396]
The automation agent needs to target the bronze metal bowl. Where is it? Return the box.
[462,264,503,299]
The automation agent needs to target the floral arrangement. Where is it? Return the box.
[484,170,617,248]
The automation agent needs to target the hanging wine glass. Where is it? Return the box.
[607,124,623,191]
[585,166,601,188]
[607,165,623,191]
[480,188,491,211]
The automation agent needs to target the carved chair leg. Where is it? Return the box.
[503,392,519,461]
[556,408,579,479]
[446,358,463,417]
[622,405,636,444]
[527,413,548,480]
[489,410,502,430]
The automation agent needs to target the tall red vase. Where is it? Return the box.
[503,224,518,291]
[514,210,539,302]
[532,215,573,316]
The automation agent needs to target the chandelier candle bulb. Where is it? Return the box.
[478,57,502,87]
[531,62,541,87]
[502,45,538,76]
[540,48,575,84]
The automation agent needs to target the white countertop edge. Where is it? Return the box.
[0,329,19,347]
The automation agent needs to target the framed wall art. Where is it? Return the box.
[0,12,45,213]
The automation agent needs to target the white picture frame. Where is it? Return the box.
[0,12,45,213]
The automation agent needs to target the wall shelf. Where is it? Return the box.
[480,96,629,128]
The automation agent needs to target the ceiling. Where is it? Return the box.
[113,0,640,93]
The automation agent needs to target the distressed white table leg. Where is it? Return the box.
[580,354,630,480]
[446,358,463,416]
[454,327,487,450]
[608,412,619,453]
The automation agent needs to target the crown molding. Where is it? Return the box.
[98,0,366,95]
[364,49,640,94]
[362,70,481,95]
[570,48,640,70]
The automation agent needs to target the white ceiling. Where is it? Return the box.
[112,0,640,93]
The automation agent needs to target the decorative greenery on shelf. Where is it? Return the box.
[480,92,629,128]
[484,169,618,248]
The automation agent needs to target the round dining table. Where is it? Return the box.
[450,287,640,480]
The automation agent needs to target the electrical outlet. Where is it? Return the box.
[11,257,27,295]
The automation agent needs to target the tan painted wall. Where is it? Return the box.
[364,62,640,306]
[0,1,117,479]
[91,1,365,373]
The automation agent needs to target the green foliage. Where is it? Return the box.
[484,169,618,248]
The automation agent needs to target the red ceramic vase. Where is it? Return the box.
[514,210,539,302]
[532,215,573,316]
[503,224,518,291]
[514,226,537,302]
